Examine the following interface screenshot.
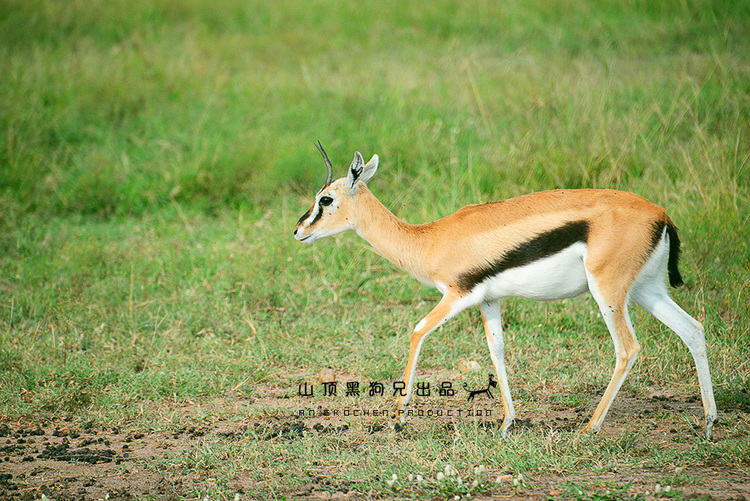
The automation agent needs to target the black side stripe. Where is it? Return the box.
[457,220,590,292]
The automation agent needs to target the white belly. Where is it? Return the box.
[475,242,589,301]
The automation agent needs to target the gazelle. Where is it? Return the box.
[293,143,717,440]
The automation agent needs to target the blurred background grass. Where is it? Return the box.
[0,0,748,426]
[2,0,747,218]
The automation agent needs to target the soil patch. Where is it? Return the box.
[1,394,748,500]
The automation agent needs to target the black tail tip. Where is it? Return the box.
[669,268,684,288]
[666,222,684,288]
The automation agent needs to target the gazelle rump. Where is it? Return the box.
[293,143,717,439]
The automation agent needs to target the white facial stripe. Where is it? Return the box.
[308,203,324,226]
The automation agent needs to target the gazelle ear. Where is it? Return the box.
[345,152,379,192]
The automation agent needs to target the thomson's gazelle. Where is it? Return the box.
[293,143,717,439]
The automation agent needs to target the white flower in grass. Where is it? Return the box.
[386,473,398,489]
[444,464,458,477]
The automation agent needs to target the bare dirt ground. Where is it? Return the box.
[1,393,748,500]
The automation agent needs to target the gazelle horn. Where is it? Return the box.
[314,141,333,186]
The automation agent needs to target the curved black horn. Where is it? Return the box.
[314,141,333,185]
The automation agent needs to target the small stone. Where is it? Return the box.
[318,368,336,383]
[458,360,482,373]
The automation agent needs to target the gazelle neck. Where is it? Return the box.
[353,185,432,285]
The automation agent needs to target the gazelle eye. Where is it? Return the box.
[319,196,334,207]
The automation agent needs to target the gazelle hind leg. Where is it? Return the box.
[583,273,641,434]
[632,284,717,439]
[479,301,516,437]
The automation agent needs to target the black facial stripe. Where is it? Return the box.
[457,220,590,291]
[309,205,324,226]
[297,208,311,225]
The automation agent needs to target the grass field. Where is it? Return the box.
[1,0,749,499]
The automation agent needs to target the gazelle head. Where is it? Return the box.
[293,142,379,243]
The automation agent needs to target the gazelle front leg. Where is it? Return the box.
[479,301,516,437]
[397,293,463,423]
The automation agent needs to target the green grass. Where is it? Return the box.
[1,0,749,498]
